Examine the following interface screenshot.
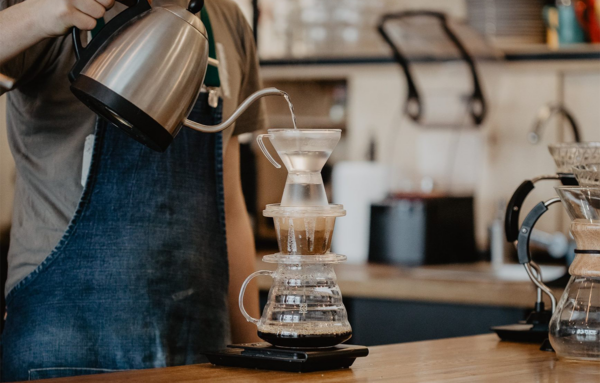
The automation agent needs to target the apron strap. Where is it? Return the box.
[91,18,106,38]
[200,8,221,88]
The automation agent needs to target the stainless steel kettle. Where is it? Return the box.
[69,0,283,152]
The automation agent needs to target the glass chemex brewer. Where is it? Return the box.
[517,165,600,360]
[205,129,368,372]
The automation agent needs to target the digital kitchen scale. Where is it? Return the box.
[205,342,369,373]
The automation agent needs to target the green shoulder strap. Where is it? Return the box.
[91,18,105,38]
[200,8,221,88]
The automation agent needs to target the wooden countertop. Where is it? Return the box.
[255,259,564,309]
[34,334,600,383]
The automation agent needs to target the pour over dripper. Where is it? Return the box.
[549,142,600,174]
[572,164,600,187]
[264,204,346,255]
[257,129,341,207]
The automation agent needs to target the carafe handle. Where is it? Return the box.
[239,270,274,325]
[256,134,281,168]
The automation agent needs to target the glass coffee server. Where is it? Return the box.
[239,129,354,348]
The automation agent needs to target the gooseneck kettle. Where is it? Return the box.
[69,0,283,152]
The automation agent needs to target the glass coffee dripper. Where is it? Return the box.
[517,185,600,360]
[264,204,345,255]
[257,129,341,207]
[549,143,600,174]
[572,164,600,187]
[239,254,352,349]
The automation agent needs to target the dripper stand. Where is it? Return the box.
[497,143,600,347]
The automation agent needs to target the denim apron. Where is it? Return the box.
[2,94,229,382]
[1,11,229,381]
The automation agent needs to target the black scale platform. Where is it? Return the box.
[205,342,369,373]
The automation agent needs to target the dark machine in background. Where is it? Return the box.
[368,195,478,266]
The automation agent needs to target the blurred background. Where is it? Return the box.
[1,0,600,346]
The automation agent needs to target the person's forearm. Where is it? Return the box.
[0,0,48,65]
[1,0,114,67]
[224,137,261,344]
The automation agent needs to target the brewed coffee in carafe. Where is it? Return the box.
[240,258,352,349]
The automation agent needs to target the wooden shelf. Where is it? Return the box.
[260,44,600,67]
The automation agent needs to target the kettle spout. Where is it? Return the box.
[183,87,286,133]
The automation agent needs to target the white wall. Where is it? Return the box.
[263,61,600,250]
[0,95,15,231]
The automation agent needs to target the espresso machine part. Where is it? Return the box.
[0,73,14,92]
[516,186,600,360]
[68,0,285,152]
[504,142,600,243]
[528,103,581,145]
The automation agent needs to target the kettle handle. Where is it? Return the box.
[69,0,152,82]
[239,270,273,325]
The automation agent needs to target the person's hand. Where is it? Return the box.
[34,0,116,37]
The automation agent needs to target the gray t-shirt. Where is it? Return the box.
[1,0,265,294]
